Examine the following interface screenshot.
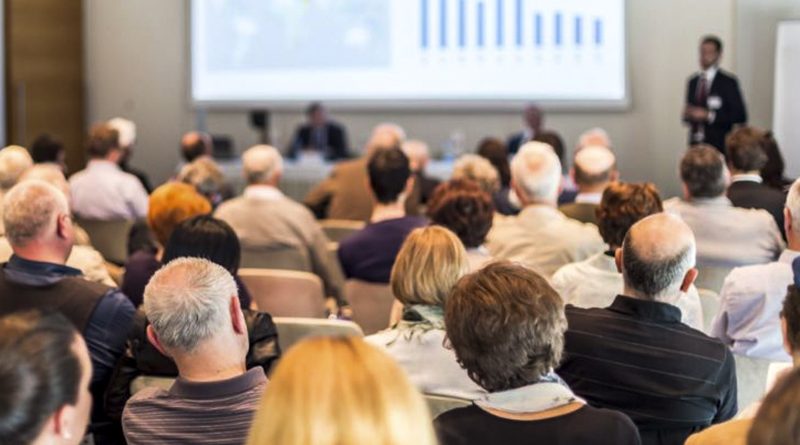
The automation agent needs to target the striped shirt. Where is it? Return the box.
[122,368,267,445]
[557,296,737,445]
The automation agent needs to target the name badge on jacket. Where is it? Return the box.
[708,96,723,110]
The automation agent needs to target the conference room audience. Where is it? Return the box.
[247,336,437,445]
[108,117,153,193]
[746,367,800,445]
[726,126,786,232]
[180,131,213,163]
[551,182,703,329]
[435,261,641,445]
[216,145,345,305]
[761,131,793,191]
[506,103,544,155]
[338,147,427,283]
[121,182,212,307]
[427,179,495,270]
[0,311,93,445]
[557,213,737,445]
[30,133,67,171]
[711,177,800,362]
[487,141,604,277]
[559,145,618,224]
[366,226,483,399]
[665,145,783,268]
[476,137,518,215]
[402,139,440,205]
[123,258,267,445]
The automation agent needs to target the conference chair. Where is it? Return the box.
[239,268,327,318]
[273,316,363,353]
[697,288,721,334]
[240,246,311,271]
[344,279,396,335]
[734,354,776,412]
[695,266,734,294]
[320,219,365,243]
[424,394,472,419]
[74,218,135,265]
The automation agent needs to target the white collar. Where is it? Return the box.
[702,66,719,84]
[731,174,763,184]
[574,192,603,205]
[243,185,284,201]
[87,159,121,171]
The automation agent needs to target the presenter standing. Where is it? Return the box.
[683,36,747,153]
[506,103,544,155]
[288,102,350,161]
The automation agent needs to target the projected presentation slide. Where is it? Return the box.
[191,0,626,105]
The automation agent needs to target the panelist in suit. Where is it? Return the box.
[683,35,747,153]
[506,103,544,155]
[288,102,350,161]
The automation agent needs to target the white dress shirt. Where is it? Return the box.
[551,252,704,330]
[69,160,149,220]
[466,246,492,271]
[711,250,800,362]
[573,192,603,205]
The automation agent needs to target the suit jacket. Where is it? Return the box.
[559,202,598,225]
[506,132,528,155]
[288,121,349,160]
[727,179,786,239]
[685,69,747,152]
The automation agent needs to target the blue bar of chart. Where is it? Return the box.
[554,12,562,46]
[459,0,466,47]
[594,18,603,45]
[421,0,429,49]
[575,16,582,45]
[440,0,447,48]
[535,13,543,47]
[496,0,503,47]
[477,1,485,47]
[515,0,523,47]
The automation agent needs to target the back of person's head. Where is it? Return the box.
[452,154,500,194]
[597,182,663,249]
[761,131,787,189]
[747,367,800,445]
[621,213,696,301]
[391,226,469,308]
[147,182,212,247]
[177,157,226,205]
[144,257,241,355]
[476,137,511,188]
[30,135,65,166]
[20,164,71,203]
[0,311,91,445]
[3,180,70,249]
[427,179,494,249]
[510,141,562,204]
[364,123,406,157]
[446,261,566,392]
[785,179,800,238]
[86,123,120,159]
[573,145,617,188]
[246,336,436,445]
[163,216,241,275]
[107,117,136,148]
[533,131,566,167]
[242,145,283,185]
[367,147,411,204]
[401,139,430,173]
[680,145,728,198]
[0,145,34,190]
[782,287,800,358]
[726,127,768,173]
[576,127,612,150]
[180,131,212,162]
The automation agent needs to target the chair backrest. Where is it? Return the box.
[273,316,364,352]
[130,375,175,395]
[240,246,311,271]
[344,280,396,335]
[697,288,721,334]
[695,266,734,294]
[74,218,134,265]
[239,268,327,318]
[320,219,366,243]
[734,354,775,411]
[424,394,472,419]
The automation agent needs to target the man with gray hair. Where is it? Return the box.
[486,141,604,277]
[215,144,345,309]
[0,145,34,235]
[122,257,265,445]
[711,177,800,362]
[558,213,737,445]
[559,145,618,224]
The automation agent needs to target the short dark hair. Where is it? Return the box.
[427,179,494,248]
[748,367,800,445]
[533,131,566,165]
[181,138,209,163]
[367,147,411,204]
[445,261,566,393]
[680,145,727,198]
[0,311,82,445]
[30,134,64,164]
[622,234,692,298]
[597,182,663,248]
[726,127,768,172]
[782,285,800,353]
[306,102,323,116]
[702,35,723,53]
[87,123,120,158]
[162,215,242,275]
[476,137,511,188]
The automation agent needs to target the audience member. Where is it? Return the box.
[711,177,800,361]
[69,123,149,220]
[559,145,618,224]
[746,367,800,445]
[506,103,544,154]
[487,141,604,277]
[403,139,440,205]
[576,127,613,150]
[108,117,152,193]
[177,156,232,207]
[0,311,93,445]
[338,147,427,283]
[726,126,786,232]
[665,145,783,268]
[557,213,737,445]
[366,226,483,399]
[451,154,500,196]
[30,134,67,171]
[761,131,793,191]
[215,145,345,306]
[427,179,494,270]
[180,131,213,163]
[0,145,34,234]
[121,182,211,307]
[534,130,568,167]
[435,261,641,445]
[287,102,350,161]
[247,336,437,445]
[552,182,703,329]
[123,258,267,444]
[476,137,518,215]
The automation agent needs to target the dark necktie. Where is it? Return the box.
[696,76,708,105]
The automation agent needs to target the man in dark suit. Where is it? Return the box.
[726,126,787,237]
[683,36,747,153]
[288,102,349,161]
[506,103,544,155]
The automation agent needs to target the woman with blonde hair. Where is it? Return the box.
[247,336,437,445]
[366,225,484,400]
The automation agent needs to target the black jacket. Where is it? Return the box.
[685,69,747,152]
[288,122,349,161]
[728,179,787,239]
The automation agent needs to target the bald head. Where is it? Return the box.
[511,141,562,205]
[242,144,283,185]
[621,213,696,301]
[573,145,617,190]
[181,131,213,162]
[577,128,612,150]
